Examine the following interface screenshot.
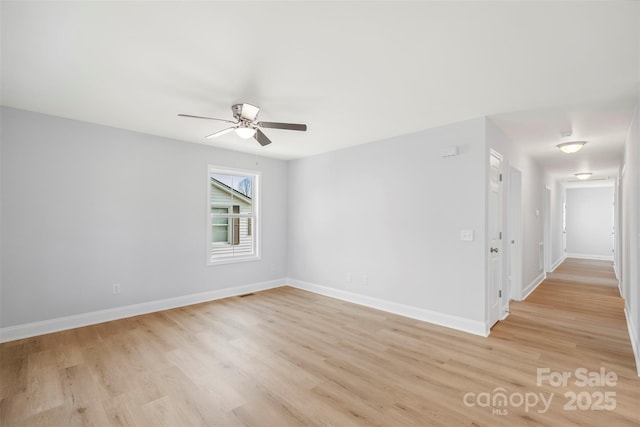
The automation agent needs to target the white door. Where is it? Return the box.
[488,151,503,328]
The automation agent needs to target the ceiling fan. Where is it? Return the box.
[178,103,307,146]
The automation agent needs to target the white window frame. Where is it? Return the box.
[207,165,260,265]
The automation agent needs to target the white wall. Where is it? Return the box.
[620,99,639,374]
[287,118,488,333]
[565,186,614,259]
[486,119,546,299]
[615,177,622,280]
[0,107,289,328]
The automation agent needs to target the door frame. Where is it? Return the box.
[507,166,523,304]
[544,185,552,273]
[562,197,567,260]
[487,149,504,329]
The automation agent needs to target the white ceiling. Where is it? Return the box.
[2,1,639,180]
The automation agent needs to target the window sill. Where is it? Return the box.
[208,255,261,266]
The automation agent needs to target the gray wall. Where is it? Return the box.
[0,107,289,327]
[566,186,614,258]
[287,118,488,323]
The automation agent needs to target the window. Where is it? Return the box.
[208,166,260,264]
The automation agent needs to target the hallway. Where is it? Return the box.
[490,258,639,425]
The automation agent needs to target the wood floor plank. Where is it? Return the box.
[0,258,638,425]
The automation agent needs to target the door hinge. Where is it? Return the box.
[499,232,502,240]
[499,290,502,298]
[499,173,502,182]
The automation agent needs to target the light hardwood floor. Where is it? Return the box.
[1,259,639,426]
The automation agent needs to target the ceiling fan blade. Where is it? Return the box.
[254,128,272,146]
[205,127,236,139]
[178,114,236,124]
[257,121,307,131]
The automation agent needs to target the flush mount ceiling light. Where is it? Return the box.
[574,172,592,180]
[557,141,587,154]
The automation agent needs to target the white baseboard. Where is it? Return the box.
[521,272,545,301]
[623,307,640,377]
[551,255,566,272]
[0,279,286,343]
[286,278,488,337]
[566,253,614,261]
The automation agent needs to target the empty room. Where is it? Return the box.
[1,1,639,426]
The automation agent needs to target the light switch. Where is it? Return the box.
[460,230,474,241]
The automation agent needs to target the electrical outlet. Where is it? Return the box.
[113,283,121,295]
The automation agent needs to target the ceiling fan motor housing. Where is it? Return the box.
[232,103,260,122]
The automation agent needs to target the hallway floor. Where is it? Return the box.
[545,257,620,287]
[490,257,639,425]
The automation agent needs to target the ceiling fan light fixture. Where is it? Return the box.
[557,141,586,154]
[574,172,592,180]
[235,127,256,139]
[179,103,306,147]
